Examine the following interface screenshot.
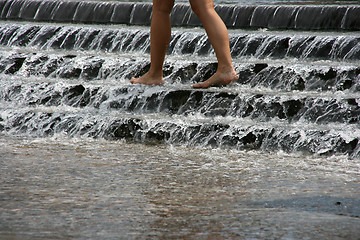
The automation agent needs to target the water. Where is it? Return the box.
[1,134,359,239]
[0,0,359,239]
[75,0,360,5]
[0,22,359,156]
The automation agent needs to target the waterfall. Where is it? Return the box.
[0,0,359,158]
[0,23,358,60]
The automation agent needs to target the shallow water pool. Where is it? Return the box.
[1,134,359,239]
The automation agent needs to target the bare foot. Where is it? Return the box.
[130,72,164,85]
[192,70,239,89]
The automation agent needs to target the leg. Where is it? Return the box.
[190,0,238,88]
[130,0,174,85]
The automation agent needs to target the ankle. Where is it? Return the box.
[217,64,236,74]
[145,69,163,79]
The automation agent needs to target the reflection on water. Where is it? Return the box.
[0,134,359,239]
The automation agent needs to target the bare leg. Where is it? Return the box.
[130,0,174,85]
[190,0,238,88]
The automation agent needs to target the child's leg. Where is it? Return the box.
[190,0,238,88]
[130,0,174,85]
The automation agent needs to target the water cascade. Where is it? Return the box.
[0,0,359,157]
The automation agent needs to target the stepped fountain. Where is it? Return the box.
[0,0,359,157]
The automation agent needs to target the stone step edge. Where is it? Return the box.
[0,0,359,30]
[1,112,359,157]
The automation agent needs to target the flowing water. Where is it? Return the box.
[67,0,360,5]
[0,0,359,239]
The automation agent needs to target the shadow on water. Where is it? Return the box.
[249,196,360,217]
